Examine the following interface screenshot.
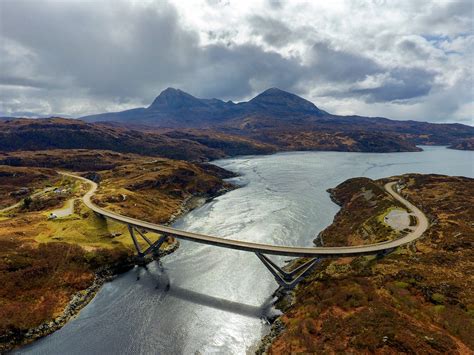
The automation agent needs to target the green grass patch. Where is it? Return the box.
[36,201,134,250]
[36,200,169,255]
[394,281,410,289]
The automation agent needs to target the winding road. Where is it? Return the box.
[0,187,54,213]
[61,172,429,258]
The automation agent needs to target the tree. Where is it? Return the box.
[22,196,32,210]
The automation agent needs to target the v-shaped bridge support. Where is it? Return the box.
[127,224,168,257]
[256,253,320,290]
[128,224,319,288]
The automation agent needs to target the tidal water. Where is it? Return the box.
[18,146,473,355]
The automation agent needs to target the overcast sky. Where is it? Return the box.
[0,0,473,124]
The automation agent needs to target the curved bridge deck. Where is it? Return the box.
[62,172,429,288]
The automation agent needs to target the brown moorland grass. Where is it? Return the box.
[266,174,474,354]
[0,155,232,351]
[0,166,59,209]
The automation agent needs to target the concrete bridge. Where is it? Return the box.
[62,172,428,289]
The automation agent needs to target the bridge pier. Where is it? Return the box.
[376,247,395,259]
[256,253,320,290]
[94,211,106,220]
[127,224,168,259]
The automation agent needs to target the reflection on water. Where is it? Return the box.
[19,146,473,355]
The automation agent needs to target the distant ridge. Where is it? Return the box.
[79,87,473,149]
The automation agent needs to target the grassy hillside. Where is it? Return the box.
[0,155,234,351]
[0,118,274,160]
[0,117,425,156]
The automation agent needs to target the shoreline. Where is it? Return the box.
[7,182,236,353]
[8,241,179,352]
[2,150,471,353]
[255,177,419,354]
[255,174,473,353]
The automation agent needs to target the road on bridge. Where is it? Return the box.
[61,172,429,258]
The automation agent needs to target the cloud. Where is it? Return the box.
[0,0,200,110]
[418,0,473,35]
[308,41,382,83]
[248,16,294,48]
[189,44,307,99]
[0,0,472,125]
[0,0,310,111]
[348,68,436,102]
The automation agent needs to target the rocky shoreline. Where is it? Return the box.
[257,319,285,355]
[4,184,234,353]
[255,264,304,355]
[255,178,391,354]
[167,185,235,225]
[256,174,474,353]
[256,293,291,354]
[2,241,179,353]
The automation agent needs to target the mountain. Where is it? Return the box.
[3,89,472,157]
[81,88,473,149]
[82,87,328,127]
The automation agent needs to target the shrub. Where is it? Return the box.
[431,293,445,304]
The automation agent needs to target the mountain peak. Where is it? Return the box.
[146,87,326,116]
[249,88,324,115]
[161,87,182,94]
[259,87,290,95]
[149,88,206,110]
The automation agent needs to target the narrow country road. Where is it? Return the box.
[61,172,429,258]
[383,181,429,243]
[0,187,54,213]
